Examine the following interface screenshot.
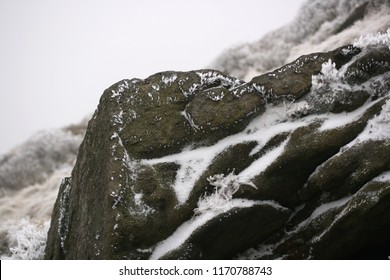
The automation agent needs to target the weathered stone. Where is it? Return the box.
[162,204,291,259]
[301,139,390,201]
[45,42,390,260]
[345,46,390,84]
[250,45,360,99]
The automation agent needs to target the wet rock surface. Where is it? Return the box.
[46,41,390,259]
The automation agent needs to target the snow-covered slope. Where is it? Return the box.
[0,124,85,259]
[210,0,390,80]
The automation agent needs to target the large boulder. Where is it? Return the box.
[45,38,390,259]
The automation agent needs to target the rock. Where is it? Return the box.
[264,176,390,260]
[161,203,291,260]
[345,46,390,85]
[210,0,390,80]
[250,45,360,100]
[45,38,390,260]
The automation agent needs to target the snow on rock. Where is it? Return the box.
[3,0,390,261]
[45,36,390,259]
[194,172,257,215]
[353,28,390,49]
[150,198,261,260]
[372,171,390,183]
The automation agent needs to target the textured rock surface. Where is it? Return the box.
[46,36,390,259]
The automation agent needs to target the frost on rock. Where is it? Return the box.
[311,178,390,244]
[348,98,390,144]
[353,28,390,49]
[286,101,311,119]
[57,177,71,251]
[373,171,390,183]
[128,188,156,216]
[150,198,265,260]
[161,73,178,85]
[195,70,243,90]
[180,110,200,131]
[311,59,342,90]
[110,79,130,99]
[194,172,257,215]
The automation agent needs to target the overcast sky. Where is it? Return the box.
[0,0,305,155]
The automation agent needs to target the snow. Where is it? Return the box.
[0,219,50,260]
[161,74,178,85]
[110,80,130,99]
[286,101,311,119]
[236,244,276,260]
[150,199,282,260]
[58,178,71,249]
[143,103,306,204]
[310,196,353,222]
[143,90,386,206]
[145,149,212,204]
[312,177,390,243]
[347,98,390,144]
[196,70,243,89]
[210,1,390,81]
[207,90,225,101]
[180,110,200,131]
[318,99,380,132]
[0,129,82,192]
[128,188,156,216]
[372,171,390,183]
[194,172,257,215]
[353,28,390,49]
[311,59,342,90]
[3,1,390,260]
[239,138,289,183]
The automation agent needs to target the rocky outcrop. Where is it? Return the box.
[45,32,390,259]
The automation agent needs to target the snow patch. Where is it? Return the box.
[311,196,353,222]
[181,110,200,131]
[372,171,390,183]
[150,199,269,260]
[161,74,178,85]
[239,138,289,183]
[348,98,390,144]
[111,80,129,98]
[318,97,385,132]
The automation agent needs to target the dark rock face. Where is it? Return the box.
[45,40,390,259]
[251,45,360,100]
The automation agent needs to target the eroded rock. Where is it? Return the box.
[46,38,390,260]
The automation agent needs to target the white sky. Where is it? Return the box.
[0,0,305,155]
